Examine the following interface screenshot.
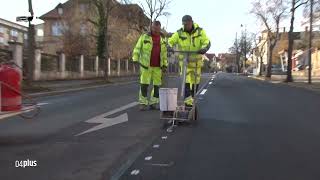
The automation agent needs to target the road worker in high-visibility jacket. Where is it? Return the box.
[132,21,168,111]
[168,15,211,106]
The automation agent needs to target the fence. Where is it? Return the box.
[0,48,12,63]
[41,53,59,71]
[4,42,180,81]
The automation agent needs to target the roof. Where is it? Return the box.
[40,0,150,24]
[0,18,28,31]
[39,1,72,20]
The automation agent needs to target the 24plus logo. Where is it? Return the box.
[15,159,37,168]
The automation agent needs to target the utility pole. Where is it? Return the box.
[26,0,35,84]
[308,0,313,84]
[241,24,247,74]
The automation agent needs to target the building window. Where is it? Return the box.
[58,7,63,15]
[11,29,18,37]
[52,22,63,36]
[0,26,4,34]
[10,29,18,41]
[37,29,44,36]
[0,37,4,44]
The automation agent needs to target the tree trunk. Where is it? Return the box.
[286,1,295,83]
[308,0,314,84]
[26,23,36,84]
[259,56,263,76]
[104,14,110,81]
[266,44,273,78]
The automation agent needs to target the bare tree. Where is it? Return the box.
[229,32,253,72]
[139,0,171,26]
[286,0,309,82]
[303,0,320,22]
[253,34,267,76]
[251,0,287,78]
[89,0,130,80]
[303,0,320,83]
[124,5,149,33]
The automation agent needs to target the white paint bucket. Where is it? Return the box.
[159,88,178,111]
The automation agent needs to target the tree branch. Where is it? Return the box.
[293,0,309,11]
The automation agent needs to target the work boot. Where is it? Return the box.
[139,104,149,111]
[150,104,160,110]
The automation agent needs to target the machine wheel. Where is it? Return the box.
[162,120,171,129]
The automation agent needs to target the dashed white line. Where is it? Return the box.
[147,161,175,167]
[161,136,168,140]
[130,169,140,175]
[209,82,213,85]
[153,144,160,148]
[145,156,152,161]
[200,89,207,95]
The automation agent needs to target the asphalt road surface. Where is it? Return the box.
[119,73,320,180]
[2,73,320,180]
[0,75,209,180]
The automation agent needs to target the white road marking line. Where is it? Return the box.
[209,82,213,85]
[153,144,160,148]
[36,102,50,106]
[145,156,152,161]
[161,136,168,140]
[200,89,207,95]
[0,102,50,120]
[75,102,139,136]
[147,161,175,167]
[130,169,140,175]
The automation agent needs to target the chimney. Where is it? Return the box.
[283,27,286,32]
[305,26,309,32]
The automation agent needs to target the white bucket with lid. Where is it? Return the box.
[159,88,178,111]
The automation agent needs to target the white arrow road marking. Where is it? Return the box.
[75,102,139,136]
[200,89,207,95]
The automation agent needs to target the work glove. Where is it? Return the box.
[197,48,207,55]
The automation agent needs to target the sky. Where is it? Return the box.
[0,0,308,54]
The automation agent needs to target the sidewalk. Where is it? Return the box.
[250,75,320,93]
[22,75,139,97]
